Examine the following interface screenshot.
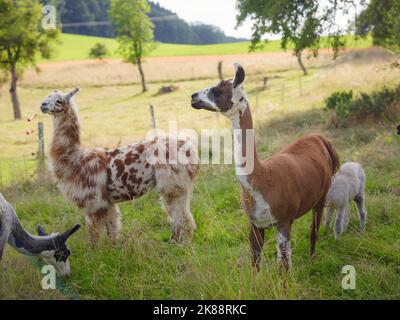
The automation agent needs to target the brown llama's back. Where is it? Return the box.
[254,134,340,223]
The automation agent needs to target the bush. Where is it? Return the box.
[89,43,109,60]
[325,85,400,122]
[325,90,354,119]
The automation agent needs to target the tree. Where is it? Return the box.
[0,0,59,120]
[236,0,354,75]
[357,0,400,52]
[89,43,109,60]
[110,0,156,92]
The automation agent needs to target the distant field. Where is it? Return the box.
[43,33,374,62]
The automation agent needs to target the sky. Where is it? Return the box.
[153,0,366,40]
[154,0,253,39]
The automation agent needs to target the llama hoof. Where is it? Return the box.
[277,263,291,278]
[310,253,317,262]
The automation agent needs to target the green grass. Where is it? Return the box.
[42,33,374,62]
[1,123,399,300]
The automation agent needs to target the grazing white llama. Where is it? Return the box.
[324,162,367,239]
[40,88,199,245]
[0,193,81,276]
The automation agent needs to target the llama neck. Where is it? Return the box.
[6,209,57,257]
[229,102,261,181]
[50,103,81,171]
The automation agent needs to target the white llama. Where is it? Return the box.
[325,162,367,239]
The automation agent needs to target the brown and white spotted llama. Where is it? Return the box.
[40,88,199,245]
[191,64,340,271]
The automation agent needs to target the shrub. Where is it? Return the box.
[325,85,400,122]
[89,43,109,60]
[325,90,354,119]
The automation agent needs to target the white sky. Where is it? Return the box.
[153,0,253,39]
[153,0,366,40]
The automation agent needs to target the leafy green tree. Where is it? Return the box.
[236,0,353,75]
[110,0,156,92]
[0,0,59,120]
[89,43,109,60]
[357,0,400,52]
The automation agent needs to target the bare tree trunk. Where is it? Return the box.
[296,51,308,76]
[10,63,21,120]
[137,59,147,92]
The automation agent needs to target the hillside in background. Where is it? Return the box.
[37,33,372,62]
[42,0,245,44]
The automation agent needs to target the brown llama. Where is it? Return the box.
[191,64,340,271]
[40,88,199,245]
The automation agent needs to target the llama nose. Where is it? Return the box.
[40,103,49,112]
[191,93,199,100]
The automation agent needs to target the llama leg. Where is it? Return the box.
[160,190,196,244]
[324,207,334,235]
[334,206,346,240]
[343,205,350,232]
[310,205,324,259]
[105,204,122,243]
[249,223,265,272]
[180,190,197,240]
[85,213,106,247]
[277,224,292,271]
[355,195,367,233]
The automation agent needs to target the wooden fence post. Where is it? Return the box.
[38,122,45,159]
[218,61,224,81]
[149,104,156,129]
[37,122,46,180]
[263,77,268,90]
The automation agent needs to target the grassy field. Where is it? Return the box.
[42,33,374,62]
[0,47,399,299]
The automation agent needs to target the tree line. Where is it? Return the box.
[39,0,245,44]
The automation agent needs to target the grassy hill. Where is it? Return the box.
[43,33,374,62]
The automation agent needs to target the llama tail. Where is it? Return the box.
[318,135,340,175]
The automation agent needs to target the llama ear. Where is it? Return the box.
[37,224,48,236]
[60,224,81,241]
[233,63,245,88]
[64,88,80,102]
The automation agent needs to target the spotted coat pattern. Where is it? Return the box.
[42,90,199,244]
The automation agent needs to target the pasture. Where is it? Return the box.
[42,33,373,62]
[0,36,399,299]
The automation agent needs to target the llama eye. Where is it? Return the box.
[56,100,62,104]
